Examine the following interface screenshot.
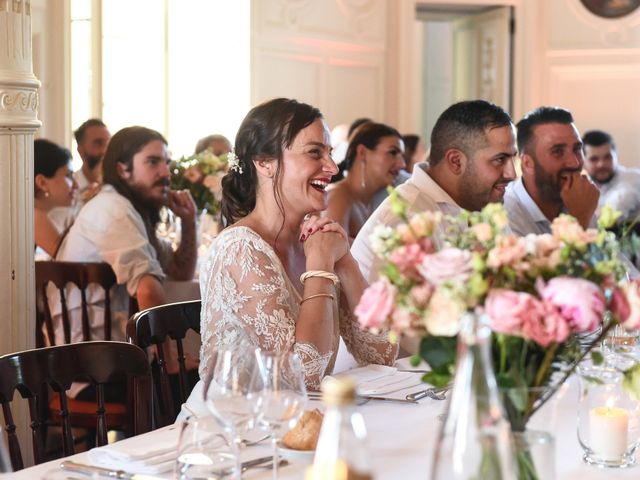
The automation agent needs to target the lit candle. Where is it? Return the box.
[589,401,629,461]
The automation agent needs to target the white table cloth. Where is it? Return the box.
[7,372,639,480]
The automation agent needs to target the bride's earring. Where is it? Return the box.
[361,162,366,190]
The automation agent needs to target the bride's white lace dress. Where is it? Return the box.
[198,226,396,388]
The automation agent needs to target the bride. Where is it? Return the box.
[181,98,397,415]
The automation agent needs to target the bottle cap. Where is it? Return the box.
[320,376,357,406]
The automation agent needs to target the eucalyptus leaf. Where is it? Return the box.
[622,364,640,402]
[590,350,604,366]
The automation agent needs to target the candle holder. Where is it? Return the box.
[577,364,640,468]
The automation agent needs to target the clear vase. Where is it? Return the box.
[512,430,555,480]
[431,312,516,480]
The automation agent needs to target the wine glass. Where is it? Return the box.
[253,351,307,480]
[204,346,263,464]
[175,414,238,480]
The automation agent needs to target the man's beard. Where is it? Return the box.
[128,178,170,225]
[458,161,510,211]
[533,160,580,204]
[85,154,102,170]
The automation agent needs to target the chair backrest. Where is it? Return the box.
[127,300,201,427]
[35,261,138,346]
[0,341,152,471]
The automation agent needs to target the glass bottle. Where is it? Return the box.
[305,377,373,480]
[0,427,11,473]
[431,312,516,480]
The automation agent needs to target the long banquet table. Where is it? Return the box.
[6,371,638,480]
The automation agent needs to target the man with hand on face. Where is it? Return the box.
[353,100,518,283]
[583,129,640,223]
[504,107,599,236]
[52,126,197,352]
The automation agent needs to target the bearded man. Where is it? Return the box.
[504,107,600,236]
[53,126,197,354]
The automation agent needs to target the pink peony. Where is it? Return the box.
[610,286,631,324]
[538,277,605,332]
[355,278,397,330]
[418,248,472,286]
[485,289,537,335]
[621,280,640,330]
[521,301,571,347]
[388,243,426,280]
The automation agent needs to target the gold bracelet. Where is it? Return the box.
[299,293,335,305]
[300,270,340,286]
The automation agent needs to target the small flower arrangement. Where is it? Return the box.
[170,149,230,216]
[356,192,640,429]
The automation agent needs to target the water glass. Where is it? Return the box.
[577,364,640,468]
[175,415,238,480]
[253,351,307,480]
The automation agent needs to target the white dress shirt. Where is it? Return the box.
[352,165,461,283]
[596,166,640,221]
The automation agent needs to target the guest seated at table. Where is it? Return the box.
[325,122,405,241]
[52,126,198,400]
[194,133,232,156]
[34,139,78,258]
[188,98,397,401]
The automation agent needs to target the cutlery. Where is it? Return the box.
[307,392,417,405]
[61,456,280,479]
[396,369,430,373]
[241,433,271,446]
[405,386,450,401]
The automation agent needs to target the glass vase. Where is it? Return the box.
[577,364,640,468]
[431,312,516,480]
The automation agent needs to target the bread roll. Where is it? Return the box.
[282,409,324,451]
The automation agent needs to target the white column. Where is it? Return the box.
[0,0,40,466]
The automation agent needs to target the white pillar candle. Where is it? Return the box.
[589,406,629,461]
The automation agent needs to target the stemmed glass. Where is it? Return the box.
[252,351,307,480]
[204,346,263,473]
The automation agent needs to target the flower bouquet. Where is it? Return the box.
[355,192,640,477]
[170,149,230,216]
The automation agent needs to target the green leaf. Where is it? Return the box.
[622,364,640,402]
[590,350,604,366]
[409,354,421,367]
[419,335,457,371]
[422,370,452,388]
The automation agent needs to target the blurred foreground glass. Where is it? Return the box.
[253,351,307,480]
[577,364,640,468]
[431,312,516,479]
[175,415,238,480]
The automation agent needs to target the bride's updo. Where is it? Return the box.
[221,98,322,225]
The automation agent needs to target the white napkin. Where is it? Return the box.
[333,365,423,395]
[88,425,179,474]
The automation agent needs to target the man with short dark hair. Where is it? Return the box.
[74,118,111,191]
[504,106,599,236]
[353,100,518,282]
[583,129,640,222]
[52,127,197,376]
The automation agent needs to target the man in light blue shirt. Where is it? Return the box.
[504,107,599,236]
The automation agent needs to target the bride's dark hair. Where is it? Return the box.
[221,98,322,225]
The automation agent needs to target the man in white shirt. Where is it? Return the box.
[352,100,518,283]
[504,107,599,236]
[582,129,640,222]
[53,126,197,360]
[48,119,112,230]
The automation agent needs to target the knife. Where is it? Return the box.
[61,456,276,479]
[307,393,418,404]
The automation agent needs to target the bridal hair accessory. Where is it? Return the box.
[228,150,243,174]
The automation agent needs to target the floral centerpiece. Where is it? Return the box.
[170,149,230,217]
[355,193,640,455]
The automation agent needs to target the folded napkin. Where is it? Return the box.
[88,425,180,474]
[332,365,423,395]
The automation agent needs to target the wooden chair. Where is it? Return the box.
[127,300,201,427]
[35,261,138,346]
[0,342,152,471]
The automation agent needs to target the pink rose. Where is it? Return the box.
[521,301,571,347]
[538,277,605,332]
[409,283,434,308]
[486,234,526,269]
[610,286,631,324]
[621,280,640,330]
[184,165,204,184]
[485,289,537,335]
[355,278,397,331]
[418,248,472,286]
[389,243,427,280]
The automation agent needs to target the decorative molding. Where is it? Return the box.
[0,0,31,15]
[0,87,38,113]
[565,0,640,46]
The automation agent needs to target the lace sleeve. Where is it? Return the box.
[338,287,398,366]
[199,229,333,389]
